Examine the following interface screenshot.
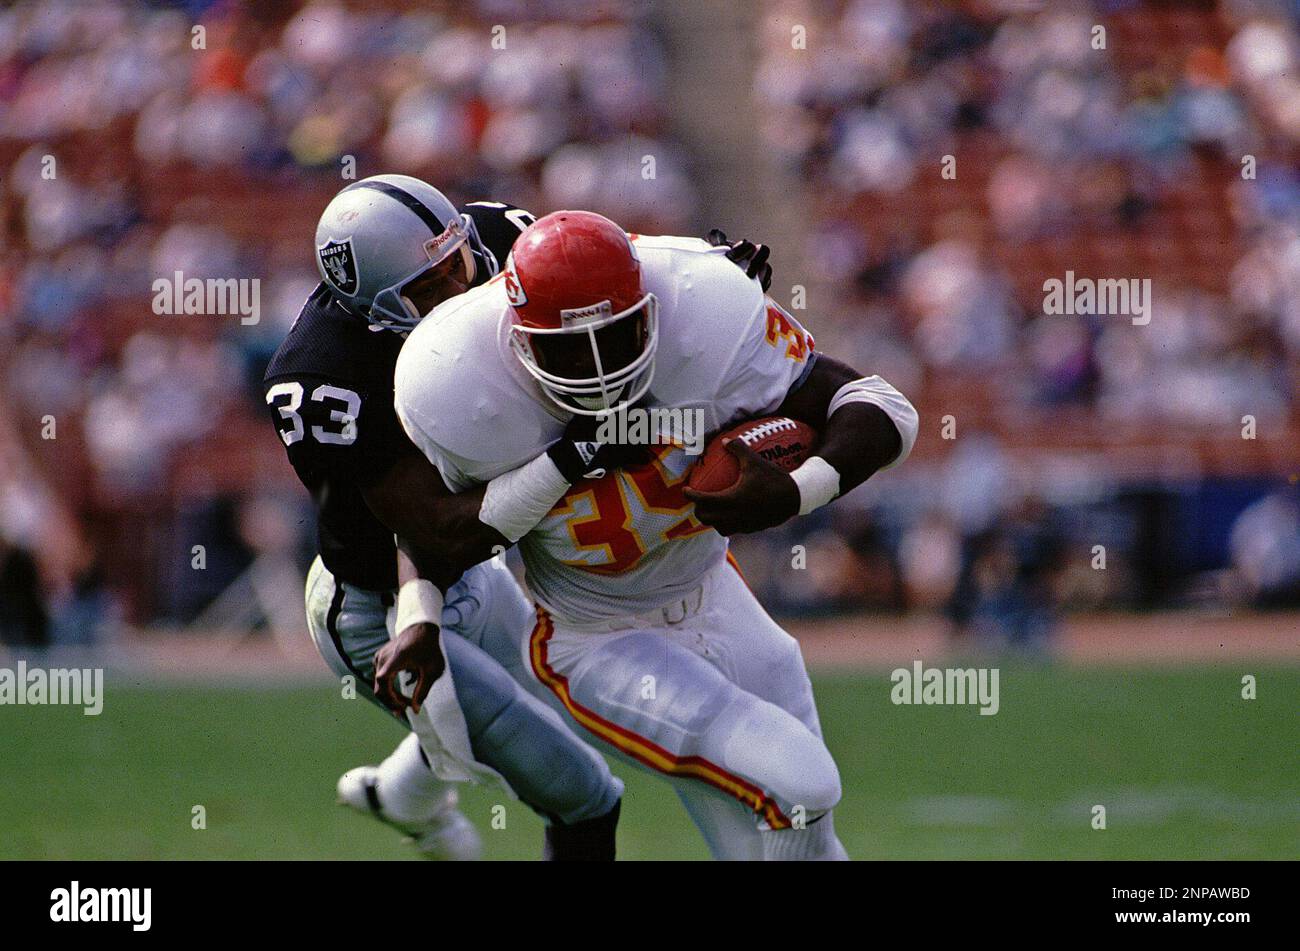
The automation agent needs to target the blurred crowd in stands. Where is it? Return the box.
[758,0,1298,419]
[0,0,1296,650]
[738,0,1300,639]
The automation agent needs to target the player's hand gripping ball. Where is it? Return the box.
[684,416,818,535]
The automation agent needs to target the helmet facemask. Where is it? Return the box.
[367,215,477,333]
[510,293,659,416]
[461,213,499,281]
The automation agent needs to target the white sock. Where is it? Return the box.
[761,811,850,861]
[375,733,457,824]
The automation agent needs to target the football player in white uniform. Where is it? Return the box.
[388,211,918,859]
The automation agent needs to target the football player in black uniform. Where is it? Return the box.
[266,176,626,860]
[265,174,774,861]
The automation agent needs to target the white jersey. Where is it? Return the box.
[396,235,816,623]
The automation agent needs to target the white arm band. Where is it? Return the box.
[395,578,444,633]
[478,452,572,543]
[827,375,919,470]
[788,374,917,516]
[790,456,841,515]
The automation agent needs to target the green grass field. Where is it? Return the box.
[4,666,1297,860]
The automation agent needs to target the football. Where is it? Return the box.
[686,416,819,493]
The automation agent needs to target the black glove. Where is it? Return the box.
[706,228,773,292]
[546,414,653,483]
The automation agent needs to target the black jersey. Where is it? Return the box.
[264,201,536,590]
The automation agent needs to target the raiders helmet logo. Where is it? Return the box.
[318,237,359,296]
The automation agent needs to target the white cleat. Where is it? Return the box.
[337,766,482,861]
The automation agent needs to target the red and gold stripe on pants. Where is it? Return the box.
[528,607,791,830]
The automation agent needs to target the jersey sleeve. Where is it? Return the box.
[394,391,479,494]
[392,301,500,494]
[394,286,560,493]
[713,297,817,424]
[263,373,414,489]
[394,369,506,494]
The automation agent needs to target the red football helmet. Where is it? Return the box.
[505,210,658,415]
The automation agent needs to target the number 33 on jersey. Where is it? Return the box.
[266,380,361,446]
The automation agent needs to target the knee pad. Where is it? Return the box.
[446,636,620,825]
[713,694,842,819]
[783,741,842,817]
[471,687,621,825]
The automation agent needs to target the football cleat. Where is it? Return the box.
[336,765,482,861]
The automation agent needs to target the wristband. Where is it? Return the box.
[395,578,444,634]
[479,452,572,543]
[789,456,840,516]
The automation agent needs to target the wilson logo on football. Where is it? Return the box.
[503,258,527,306]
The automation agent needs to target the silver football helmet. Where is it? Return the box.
[314,174,489,333]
